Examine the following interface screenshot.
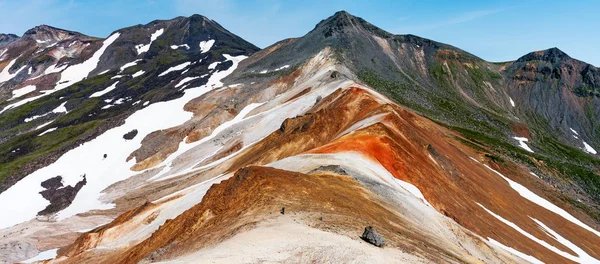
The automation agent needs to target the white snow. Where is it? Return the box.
[0,58,27,84]
[43,63,68,75]
[170,44,190,50]
[38,127,57,136]
[135,28,163,55]
[131,70,145,78]
[10,85,36,99]
[35,121,54,129]
[150,102,264,181]
[479,203,599,263]
[25,113,47,123]
[0,49,6,59]
[208,61,220,70]
[175,76,200,88]
[199,39,215,53]
[119,59,142,72]
[274,65,290,71]
[0,54,247,230]
[481,163,600,238]
[22,248,58,263]
[28,67,32,75]
[487,238,543,264]
[0,93,47,115]
[532,218,599,263]
[111,75,124,79]
[259,70,268,74]
[509,97,515,107]
[143,101,149,106]
[158,62,191,77]
[55,33,120,91]
[90,81,119,98]
[52,101,68,113]
[101,104,114,110]
[569,128,579,135]
[393,178,432,207]
[583,141,597,154]
[513,137,534,153]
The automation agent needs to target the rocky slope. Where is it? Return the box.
[0,11,599,264]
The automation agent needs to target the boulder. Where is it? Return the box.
[361,226,384,247]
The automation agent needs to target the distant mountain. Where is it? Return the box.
[0,10,599,264]
[0,14,258,194]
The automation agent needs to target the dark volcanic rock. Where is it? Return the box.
[40,176,63,190]
[123,129,139,140]
[361,226,385,247]
[308,165,348,175]
[37,175,87,215]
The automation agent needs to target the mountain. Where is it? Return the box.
[0,11,599,264]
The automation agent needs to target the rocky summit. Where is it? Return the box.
[0,10,599,264]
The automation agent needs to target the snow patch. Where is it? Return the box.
[90,81,119,98]
[131,70,145,78]
[479,203,599,263]
[158,62,191,77]
[487,238,543,264]
[175,76,200,88]
[52,101,68,113]
[208,61,220,70]
[570,128,579,135]
[38,127,57,136]
[135,28,163,55]
[0,58,26,83]
[199,39,215,53]
[583,141,597,154]
[55,33,120,91]
[10,85,36,99]
[513,137,534,153]
[170,44,190,50]
[22,248,58,263]
[36,121,54,129]
[44,63,68,75]
[119,59,142,72]
[509,97,515,107]
[481,164,600,238]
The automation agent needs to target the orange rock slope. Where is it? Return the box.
[49,81,600,263]
[28,45,598,263]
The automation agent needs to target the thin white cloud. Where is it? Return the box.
[396,8,503,32]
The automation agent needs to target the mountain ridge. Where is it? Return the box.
[0,10,599,264]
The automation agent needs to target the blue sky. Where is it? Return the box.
[1,0,598,66]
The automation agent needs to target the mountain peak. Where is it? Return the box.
[23,25,86,42]
[0,33,19,45]
[314,10,391,38]
[516,47,571,64]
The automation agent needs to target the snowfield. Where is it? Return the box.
[479,203,599,263]
[0,54,248,230]
[55,33,121,90]
[480,162,600,238]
